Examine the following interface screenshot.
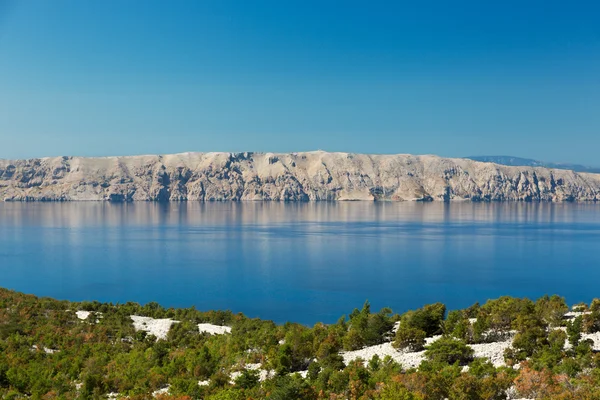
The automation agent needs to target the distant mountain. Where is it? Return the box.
[466,156,600,174]
[1,152,600,202]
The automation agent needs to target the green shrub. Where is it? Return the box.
[401,303,446,336]
[424,337,474,366]
[394,326,426,352]
[376,381,423,399]
[567,316,583,348]
[535,295,568,327]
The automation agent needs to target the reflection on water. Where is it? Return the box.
[1,201,599,227]
[0,202,599,324]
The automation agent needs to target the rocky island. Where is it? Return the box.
[1,151,599,202]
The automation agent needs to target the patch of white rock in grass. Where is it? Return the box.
[152,385,170,397]
[469,339,513,367]
[561,308,599,350]
[198,323,232,335]
[342,342,423,369]
[230,363,275,383]
[76,311,91,320]
[568,332,600,351]
[342,332,514,369]
[295,370,309,378]
[341,337,442,370]
[130,316,179,340]
[31,345,59,354]
[125,316,232,340]
[564,311,591,319]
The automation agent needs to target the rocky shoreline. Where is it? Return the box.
[1,151,600,202]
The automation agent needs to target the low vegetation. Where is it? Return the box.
[1,289,600,399]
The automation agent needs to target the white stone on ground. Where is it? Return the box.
[564,311,591,319]
[130,316,179,340]
[198,323,231,335]
[470,338,513,367]
[342,342,425,369]
[31,345,59,354]
[198,380,210,386]
[152,386,170,397]
[76,311,91,320]
[577,332,600,351]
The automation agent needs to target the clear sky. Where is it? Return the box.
[0,1,599,164]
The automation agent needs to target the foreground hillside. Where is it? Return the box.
[1,152,600,202]
[2,288,600,399]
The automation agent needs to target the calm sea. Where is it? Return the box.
[0,202,598,324]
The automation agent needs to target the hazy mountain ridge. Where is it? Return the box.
[1,151,599,202]
[466,155,600,174]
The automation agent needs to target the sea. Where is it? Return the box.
[0,201,598,325]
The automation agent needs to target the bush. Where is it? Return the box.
[583,305,600,334]
[343,301,394,350]
[424,337,474,366]
[234,369,259,389]
[511,326,548,360]
[479,297,534,333]
[376,380,423,399]
[534,295,568,327]
[394,326,426,352]
[401,303,446,336]
[443,310,463,335]
[567,316,583,348]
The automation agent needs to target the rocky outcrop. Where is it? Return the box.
[1,151,599,202]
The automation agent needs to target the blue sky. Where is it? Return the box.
[0,0,599,164]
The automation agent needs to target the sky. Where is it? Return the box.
[0,1,599,165]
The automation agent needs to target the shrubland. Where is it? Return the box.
[0,289,599,399]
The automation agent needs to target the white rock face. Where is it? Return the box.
[198,323,232,335]
[1,152,599,202]
[130,315,178,340]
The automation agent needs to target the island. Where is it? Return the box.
[1,152,599,202]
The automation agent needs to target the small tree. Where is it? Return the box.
[377,381,423,400]
[424,337,474,366]
[234,369,259,389]
[401,303,446,336]
[394,326,426,352]
[566,316,583,348]
[535,295,568,327]
[513,364,564,399]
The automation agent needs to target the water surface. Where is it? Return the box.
[0,202,598,324]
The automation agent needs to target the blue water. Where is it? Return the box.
[0,202,599,325]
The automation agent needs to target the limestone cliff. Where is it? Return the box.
[0,152,599,202]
